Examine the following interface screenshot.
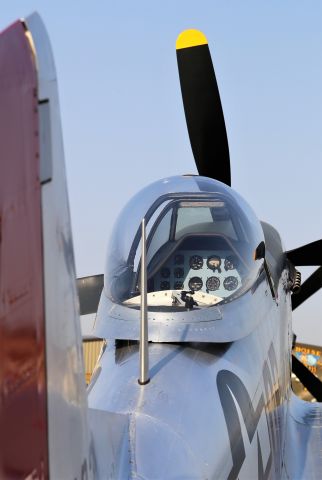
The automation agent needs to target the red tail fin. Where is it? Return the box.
[0,14,94,479]
[0,20,48,478]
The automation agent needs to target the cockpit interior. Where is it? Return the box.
[128,198,260,309]
[147,235,243,299]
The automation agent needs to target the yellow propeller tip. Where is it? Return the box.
[176,29,208,50]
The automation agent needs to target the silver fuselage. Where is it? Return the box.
[88,263,292,479]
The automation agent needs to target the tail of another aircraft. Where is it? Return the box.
[0,14,94,479]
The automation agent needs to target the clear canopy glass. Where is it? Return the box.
[105,176,264,310]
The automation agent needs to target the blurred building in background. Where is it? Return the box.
[292,342,322,402]
[83,339,104,384]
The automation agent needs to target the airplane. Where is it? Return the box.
[1,12,322,480]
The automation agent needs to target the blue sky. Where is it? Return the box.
[1,2,322,344]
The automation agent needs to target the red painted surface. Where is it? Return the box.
[0,21,49,478]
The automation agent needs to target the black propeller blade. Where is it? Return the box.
[287,240,322,266]
[287,242,322,388]
[176,29,231,185]
[292,266,322,310]
[292,354,322,401]
[77,274,104,315]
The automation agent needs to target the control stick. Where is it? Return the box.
[180,290,198,310]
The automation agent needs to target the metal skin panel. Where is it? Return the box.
[283,393,322,478]
[24,14,95,480]
[89,267,292,479]
[0,21,48,479]
[88,409,130,479]
[95,277,272,342]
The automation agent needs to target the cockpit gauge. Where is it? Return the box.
[188,276,203,291]
[174,267,184,278]
[161,267,170,278]
[224,255,238,271]
[207,255,222,273]
[223,276,238,291]
[190,255,203,270]
[206,276,220,291]
[174,281,184,290]
[160,281,170,290]
[174,254,184,265]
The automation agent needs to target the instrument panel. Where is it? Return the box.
[152,249,242,298]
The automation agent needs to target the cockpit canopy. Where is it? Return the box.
[105,176,264,310]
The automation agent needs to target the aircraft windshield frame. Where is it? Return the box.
[128,192,252,268]
[128,192,263,306]
[104,176,265,308]
[128,192,217,266]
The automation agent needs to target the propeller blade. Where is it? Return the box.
[287,240,322,266]
[176,29,231,185]
[292,266,322,310]
[77,274,104,315]
[292,354,322,401]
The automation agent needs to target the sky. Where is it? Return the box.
[1,2,322,344]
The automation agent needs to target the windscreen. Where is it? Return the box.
[104,176,264,309]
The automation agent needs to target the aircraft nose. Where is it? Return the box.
[130,412,204,479]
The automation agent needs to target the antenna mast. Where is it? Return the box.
[138,218,150,385]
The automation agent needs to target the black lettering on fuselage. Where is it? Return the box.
[217,370,271,479]
[217,343,281,479]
